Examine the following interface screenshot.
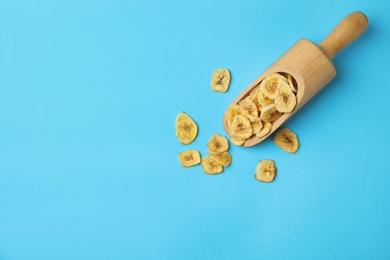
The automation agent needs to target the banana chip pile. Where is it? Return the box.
[226,72,297,145]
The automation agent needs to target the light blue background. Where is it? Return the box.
[0,0,389,259]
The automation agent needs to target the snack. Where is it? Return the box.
[256,121,272,138]
[255,159,276,183]
[225,72,297,145]
[175,112,198,144]
[207,134,229,155]
[211,68,231,92]
[274,80,297,113]
[260,104,283,123]
[211,151,232,167]
[230,115,253,139]
[201,155,223,174]
[178,150,201,167]
[273,127,299,153]
[260,73,287,99]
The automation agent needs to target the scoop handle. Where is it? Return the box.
[319,11,368,59]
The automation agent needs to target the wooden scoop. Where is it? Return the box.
[222,11,368,147]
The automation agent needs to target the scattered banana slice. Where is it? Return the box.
[230,115,253,139]
[201,155,223,174]
[211,68,231,92]
[175,112,198,144]
[211,151,232,167]
[255,159,276,183]
[207,134,229,155]
[273,127,299,153]
[256,121,272,138]
[178,150,201,167]
[260,104,283,123]
[274,80,297,113]
[239,99,258,118]
[260,73,287,99]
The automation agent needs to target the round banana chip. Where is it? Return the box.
[211,151,232,167]
[274,80,297,113]
[255,121,272,138]
[287,74,298,93]
[230,115,253,139]
[211,68,231,92]
[178,150,201,167]
[239,99,258,118]
[201,155,223,174]
[230,136,246,146]
[175,112,198,144]
[226,104,241,128]
[258,89,274,106]
[260,104,283,123]
[255,159,276,183]
[260,73,287,99]
[249,116,263,134]
[207,134,229,155]
[273,127,299,153]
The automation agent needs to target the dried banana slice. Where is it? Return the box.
[230,136,246,146]
[211,151,232,167]
[256,121,272,138]
[287,74,297,93]
[247,93,262,111]
[258,90,274,106]
[178,150,201,167]
[175,112,198,144]
[211,68,231,92]
[230,115,253,139]
[260,104,282,123]
[239,99,258,118]
[273,127,299,153]
[260,73,287,99]
[226,104,241,128]
[207,134,229,155]
[274,80,297,113]
[249,116,263,134]
[255,159,276,183]
[201,155,223,174]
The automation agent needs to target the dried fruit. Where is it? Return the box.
[230,136,246,146]
[211,151,232,167]
[207,134,229,155]
[230,115,253,139]
[239,99,258,118]
[287,74,297,93]
[211,68,231,92]
[255,159,276,183]
[260,73,287,99]
[175,112,198,144]
[249,117,263,134]
[256,121,272,138]
[226,104,241,128]
[273,127,299,153]
[224,72,298,145]
[274,80,296,113]
[178,150,201,167]
[260,104,283,123]
[201,155,223,174]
